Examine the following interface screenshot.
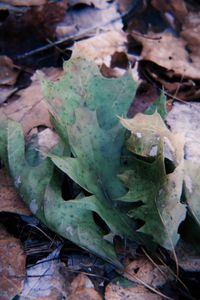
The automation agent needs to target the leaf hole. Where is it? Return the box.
[164,158,176,174]
[61,174,82,200]
[92,212,110,235]
[133,267,139,274]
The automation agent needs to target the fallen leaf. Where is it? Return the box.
[56,4,122,44]
[42,57,139,265]
[120,112,183,163]
[19,247,74,300]
[167,101,200,231]
[0,67,63,135]
[119,113,186,249]
[0,1,67,65]
[0,86,17,105]
[151,0,188,22]
[181,12,200,78]
[174,240,200,272]
[0,225,26,300]
[134,31,200,79]
[69,274,102,300]
[0,56,19,85]
[127,82,160,118]
[72,30,127,66]
[167,102,200,163]
[105,282,161,300]
[0,168,30,215]
[137,60,200,101]
[124,258,173,288]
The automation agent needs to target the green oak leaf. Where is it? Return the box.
[120,112,183,164]
[119,113,186,249]
[42,57,143,260]
[42,57,137,130]
[6,120,55,221]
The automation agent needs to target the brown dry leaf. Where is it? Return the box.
[115,0,140,14]
[0,56,19,86]
[0,225,26,300]
[138,61,200,100]
[0,67,63,135]
[69,274,102,300]
[124,258,173,288]
[0,86,17,104]
[128,82,159,117]
[151,0,188,22]
[1,0,47,6]
[56,4,122,40]
[181,12,200,69]
[105,283,161,300]
[72,30,127,66]
[134,31,200,79]
[0,168,30,215]
[1,1,67,62]
[19,248,74,300]
[173,240,200,273]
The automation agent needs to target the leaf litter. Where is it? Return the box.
[1,1,199,297]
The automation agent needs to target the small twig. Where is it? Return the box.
[21,223,57,244]
[15,11,162,60]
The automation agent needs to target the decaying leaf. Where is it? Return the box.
[167,102,200,230]
[0,56,20,104]
[68,274,102,300]
[119,113,186,249]
[19,247,74,300]
[105,283,161,300]
[134,31,200,79]
[0,56,19,86]
[181,12,200,73]
[167,102,200,164]
[0,225,26,300]
[174,240,200,272]
[0,168,30,215]
[151,0,188,22]
[0,68,62,134]
[0,86,17,105]
[72,30,127,66]
[120,112,183,164]
[124,257,173,288]
[56,4,121,40]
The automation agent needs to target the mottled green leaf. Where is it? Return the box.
[6,121,54,220]
[42,57,137,130]
[119,113,186,249]
[44,178,123,267]
[120,112,183,164]
[42,57,141,262]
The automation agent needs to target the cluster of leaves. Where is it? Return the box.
[0,57,199,267]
